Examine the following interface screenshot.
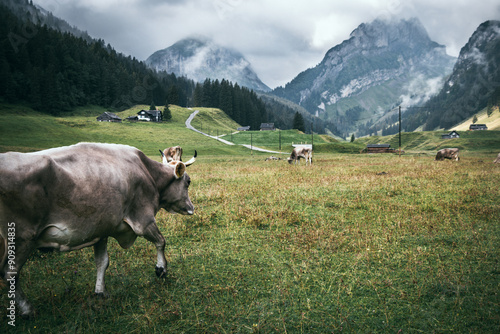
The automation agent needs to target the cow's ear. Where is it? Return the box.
[174,162,186,179]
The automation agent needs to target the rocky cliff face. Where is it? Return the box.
[272,18,456,136]
[414,20,500,130]
[146,37,271,92]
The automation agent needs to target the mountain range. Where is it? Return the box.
[271,18,457,137]
[145,37,271,92]
[2,0,499,135]
[406,20,500,131]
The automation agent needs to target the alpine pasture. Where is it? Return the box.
[1,104,499,332]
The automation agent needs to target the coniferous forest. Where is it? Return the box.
[0,2,338,133]
[0,6,175,113]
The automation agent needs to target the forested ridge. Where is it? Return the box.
[0,4,195,114]
[0,2,336,133]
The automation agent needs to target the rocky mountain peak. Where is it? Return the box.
[145,37,271,92]
[408,20,500,131]
[272,17,456,137]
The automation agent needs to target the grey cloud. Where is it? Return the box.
[35,0,499,88]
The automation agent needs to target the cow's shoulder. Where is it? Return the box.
[0,152,56,223]
[0,151,55,186]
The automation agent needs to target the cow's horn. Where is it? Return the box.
[159,149,165,157]
[184,150,197,167]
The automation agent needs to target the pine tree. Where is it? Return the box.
[193,83,203,107]
[167,85,180,106]
[292,112,305,132]
[163,104,172,121]
[219,79,233,116]
[350,134,355,142]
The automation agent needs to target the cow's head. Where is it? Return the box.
[159,146,183,164]
[160,151,197,215]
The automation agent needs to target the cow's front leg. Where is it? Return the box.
[1,238,36,319]
[142,222,167,278]
[94,237,109,295]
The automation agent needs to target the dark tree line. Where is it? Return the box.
[0,6,270,128]
[0,5,196,114]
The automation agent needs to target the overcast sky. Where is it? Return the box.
[35,0,500,89]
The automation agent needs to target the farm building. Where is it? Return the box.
[96,112,122,122]
[469,124,488,130]
[137,110,163,122]
[237,126,251,131]
[441,130,460,139]
[361,144,396,153]
[260,123,275,131]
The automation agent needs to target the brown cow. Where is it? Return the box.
[160,145,183,163]
[288,147,313,165]
[0,143,196,318]
[435,148,460,161]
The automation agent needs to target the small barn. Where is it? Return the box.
[441,130,460,139]
[362,144,396,153]
[260,123,275,131]
[237,126,251,131]
[96,112,122,122]
[469,124,487,130]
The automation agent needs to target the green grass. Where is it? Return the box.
[0,103,324,157]
[1,154,499,332]
[1,103,500,332]
[357,131,500,155]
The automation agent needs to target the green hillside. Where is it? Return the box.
[0,104,324,157]
[450,106,500,131]
[1,103,499,158]
[356,130,500,154]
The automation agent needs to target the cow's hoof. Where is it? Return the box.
[20,311,34,320]
[94,291,109,298]
[18,302,34,320]
[155,266,167,278]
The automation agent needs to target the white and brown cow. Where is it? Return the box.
[160,145,183,164]
[0,143,196,318]
[288,147,313,165]
[435,148,460,161]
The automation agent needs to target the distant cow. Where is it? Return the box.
[494,153,500,163]
[435,148,460,161]
[160,145,183,163]
[0,143,196,318]
[288,147,313,165]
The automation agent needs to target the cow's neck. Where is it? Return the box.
[137,152,176,211]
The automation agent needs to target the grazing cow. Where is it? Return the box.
[435,148,460,161]
[159,145,183,164]
[494,153,500,163]
[0,143,196,318]
[288,147,313,165]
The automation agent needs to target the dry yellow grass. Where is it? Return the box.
[450,106,500,131]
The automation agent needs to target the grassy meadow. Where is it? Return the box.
[1,103,500,332]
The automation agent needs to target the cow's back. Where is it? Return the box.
[0,143,155,242]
